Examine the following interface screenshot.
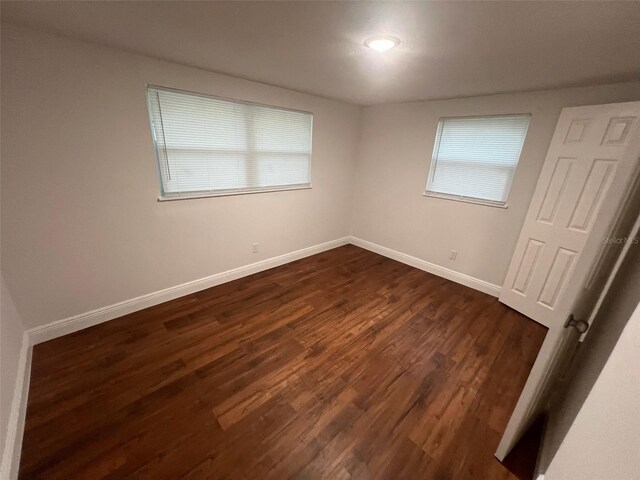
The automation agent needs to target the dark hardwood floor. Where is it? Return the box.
[20,245,546,479]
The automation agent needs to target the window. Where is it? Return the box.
[425,114,530,206]
[147,86,313,199]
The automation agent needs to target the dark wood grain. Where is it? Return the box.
[19,245,546,479]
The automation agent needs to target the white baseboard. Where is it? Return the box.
[0,333,32,480]
[27,235,502,345]
[348,236,502,297]
[4,235,500,478]
[28,237,349,345]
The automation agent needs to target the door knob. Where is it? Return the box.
[564,314,589,334]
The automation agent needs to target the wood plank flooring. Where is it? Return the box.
[19,245,547,479]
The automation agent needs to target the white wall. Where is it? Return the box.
[0,23,361,330]
[0,276,25,475]
[3,24,640,334]
[544,299,640,480]
[3,18,640,479]
[350,82,640,287]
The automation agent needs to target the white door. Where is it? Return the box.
[496,101,640,460]
[500,101,640,328]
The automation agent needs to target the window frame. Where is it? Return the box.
[146,84,314,201]
[424,113,531,208]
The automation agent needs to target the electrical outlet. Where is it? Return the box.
[252,243,259,254]
[449,249,457,260]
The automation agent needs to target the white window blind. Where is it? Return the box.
[147,86,313,199]
[426,114,530,206]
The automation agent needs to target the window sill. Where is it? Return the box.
[158,184,312,202]
[422,192,508,209]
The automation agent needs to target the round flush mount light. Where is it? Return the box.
[364,35,401,52]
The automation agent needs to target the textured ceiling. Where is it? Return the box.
[3,1,640,105]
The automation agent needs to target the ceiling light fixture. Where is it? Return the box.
[364,35,401,52]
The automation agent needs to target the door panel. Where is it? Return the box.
[512,239,545,295]
[496,101,640,460]
[537,247,576,309]
[568,159,616,231]
[500,102,640,327]
[536,157,574,224]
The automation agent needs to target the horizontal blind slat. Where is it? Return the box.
[147,87,312,195]
[427,114,530,204]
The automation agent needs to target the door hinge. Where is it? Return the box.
[564,314,590,334]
